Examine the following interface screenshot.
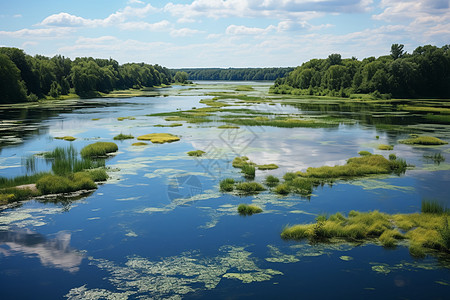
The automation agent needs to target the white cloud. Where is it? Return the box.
[170,28,204,37]
[0,27,74,39]
[226,24,275,35]
[128,0,145,4]
[119,20,171,31]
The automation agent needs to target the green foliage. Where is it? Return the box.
[358,151,372,156]
[187,150,206,157]
[399,136,447,145]
[421,200,448,214]
[273,183,290,195]
[241,164,256,179]
[264,175,280,187]
[113,133,134,140]
[172,67,293,81]
[0,53,28,103]
[378,144,394,150]
[272,44,450,98]
[389,153,397,160]
[220,178,235,192]
[423,153,445,164]
[237,204,263,216]
[174,71,189,84]
[0,172,50,189]
[36,173,97,194]
[235,182,265,194]
[80,142,118,158]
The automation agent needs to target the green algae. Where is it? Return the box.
[339,256,353,261]
[265,245,300,263]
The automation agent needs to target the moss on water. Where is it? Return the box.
[399,136,447,145]
[378,144,394,150]
[137,133,180,144]
[132,142,148,146]
[54,136,76,141]
[187,150,206,157]
[113,133,134,140]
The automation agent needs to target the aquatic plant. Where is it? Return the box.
[358,151,372,156]
[237,204,263,215]
[0,172,50,189]
[220,178,235,192]
[232,156,253,168]
[117,116,136,121]
[80,142,118,158]
[218,125,240,129]
[154,123,183,127]
[235,182,265,194]
[421,199,448,214]
[423,153,445,164]
[273,183,290,195]
[399,136,447,145]
[235,86,254,91]
[389,153,397,160]
[54,136,76,141]
[132,142,148,146]
[264,175,280,187]
[241,164,256,179]
[137,133,180,144]
[282,210,450,257]
[36,172,97,194]
[187,150,206,157]
[257,164,278,170]
[113,133,134,140]
[378,144,394,150]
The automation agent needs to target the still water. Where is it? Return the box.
[0,82,449,299]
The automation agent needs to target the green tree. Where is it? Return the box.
[174,71,189,83]
[0,54,28,103]
[391,44,405,60]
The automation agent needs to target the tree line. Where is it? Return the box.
[271,44,450,99]
[0,47,173,103]
[172,68,294,81]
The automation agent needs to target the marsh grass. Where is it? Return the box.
[282,210,450,257]
[137,133,180,144]
[399,136,447,145]
[218,125,240,129]
[225,117,337,128]
[378,144,394,150]
[81,142,118,158]
[235,86,254,92]
[232,156,253,168]
[273,183,290,195]
[0,172,50,189]
[187,150,206,157]
[237,204,263,215]
[154,123,183,127]
[36,172,97,194]
[257,164,278,170]
[132,142,148,146]
[54,136,76,141]
[235,182,265,194]
[358,151,372,156]
[113,133,134,140]
[241,164,256,179]
[389,154,397,160]
[265,175,280,187]
[117,116,136,121]
[219,178,235,192]
[421,199,448,214]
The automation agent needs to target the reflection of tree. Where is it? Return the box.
[0,229,83,272]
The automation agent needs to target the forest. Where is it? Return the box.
[0,47,173,103]
[173,67,294,81]
[271,44,450,99]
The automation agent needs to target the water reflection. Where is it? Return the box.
[0,229,83,272]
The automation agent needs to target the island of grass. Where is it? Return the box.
[113,133,134,140]
[218,125,240,129]
[54,136,76,141]
[132,142,148,146]
[154,123,183,127]
[399,136,447,145]
[378,144,394,150]
[187,150,206,157]
[80,142,118,158]
[237,204,263,216]
[219,178,265,194]
[0,145,110,205]
[232,156,278,172]
[281,201,450,258]
[137,133,180,144]
[117,116,136,121]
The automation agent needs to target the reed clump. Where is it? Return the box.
[219,178,235,192]
[265,175,280,187]
[237,204,263,215]
[235,182,265,194]
[80,142,118,158]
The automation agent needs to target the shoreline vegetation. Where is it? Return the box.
[0,143,118,205]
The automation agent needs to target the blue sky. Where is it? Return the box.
[1,0,449,67]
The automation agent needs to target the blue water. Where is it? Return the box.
[0,82,449,299]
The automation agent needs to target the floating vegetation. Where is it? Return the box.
[237,204,263,216]
[117,116,136,121]
[339,256,353,261]
[220,178,235,192]
[232,156,253,168]
[132,142,148,146]
[80,142,118,158]
[65,246,282,299]
[265,175,280,187]
[235,86,254,91]
[154,123,183,127]
[137,133,180,144]
[218,125,240,129]
[378,144,394,150]
[423,153,445,164]
[257,164,278,170]
[235,182,265,194]
[358,151,372,156]
[225,117,338,128]
[399,136,448,145]
[187,150,206,157]
[199,98,230,107]
[113,133,134,140]
[91,118,100,121]
[54,136,76,141]
[281,210,450,257]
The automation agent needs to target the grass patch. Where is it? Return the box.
[225,117,338,128]
[237,204,263,215]
[399,136,447,145]
[232,156,253,168]
[113,133,134,140]
[421,199,448,214]
[54,136,76,141]
[220,178,235,192]
[80,142,118,158]
[273,183,290,195]
[154,123,183,127]
[424,114,450,124]
[265,175,280,187]
[132,142,148,146]
[218,125,240,129]
[36,172,97,194]
[378,144,394,150]
[137,133,180,144]
[187,150,206,157]
[117,116,136,121]
[241,164,256,179]
[399,105,450,114]
[235,86,254,92]
[257,164,278,170]
[358,151,372,156]
[281,210,450,256]
[199,98,231,107]
[235,182,265,194]
[0,172,50,189]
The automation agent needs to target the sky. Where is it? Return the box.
[0,0,449,68]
